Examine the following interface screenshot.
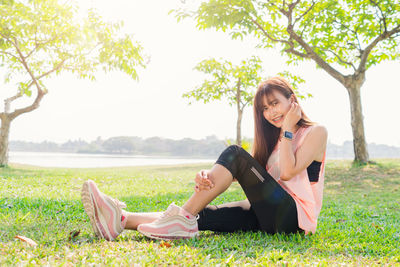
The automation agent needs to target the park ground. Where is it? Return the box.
[1,159,400,266]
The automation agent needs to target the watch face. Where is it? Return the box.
[284,131,293,139]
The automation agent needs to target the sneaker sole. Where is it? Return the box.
[138,228,198,240]
[82,180,118,241]
[81,181,103,239]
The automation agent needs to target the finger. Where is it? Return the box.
[196,177,211,186]
[199,180,210,187]
[201,177,210,183]
[203,177,214,187]
[195,172,202,181]
[194,176,201,184]
[295,103,302,113]
[288,103,295,112]
[201,170,209,179]
[199,184,210,191]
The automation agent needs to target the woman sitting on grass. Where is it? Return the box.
[81,76,328,240]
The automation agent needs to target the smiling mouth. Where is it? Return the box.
[272,116,283,123]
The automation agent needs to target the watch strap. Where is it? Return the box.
[283,131,293,140]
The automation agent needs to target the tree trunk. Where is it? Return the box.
[0,116,11,167]
[346,80,369,164]
[236,79,242,146]
[237,109,243,147]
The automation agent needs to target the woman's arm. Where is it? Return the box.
[279,125,328,181]
[279,102,328,181]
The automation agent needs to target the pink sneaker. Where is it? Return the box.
[81,180,127,241]
[137,203,199,240]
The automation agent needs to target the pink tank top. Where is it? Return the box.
[266,125,326,234]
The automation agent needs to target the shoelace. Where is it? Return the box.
[113,199,127,209]
[160,207,175,219]
[159,206,200,220]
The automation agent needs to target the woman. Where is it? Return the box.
[81,76,328,241]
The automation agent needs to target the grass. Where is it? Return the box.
[1,159,400,266]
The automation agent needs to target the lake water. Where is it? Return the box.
[8,151,214,168]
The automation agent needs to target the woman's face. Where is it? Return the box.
[262,90,294,128]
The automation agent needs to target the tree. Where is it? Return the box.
[183,56,263,147]
[173,0,400,164]
[0,0,146,166]
[183,56,307,147]
[102,137,135,154]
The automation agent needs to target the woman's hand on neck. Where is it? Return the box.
[281,102,302,133]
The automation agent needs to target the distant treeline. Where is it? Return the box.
[9,136,227,158]
[9,137,400,158]
[326,141,400,159]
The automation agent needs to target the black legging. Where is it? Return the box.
[197,145,301,234]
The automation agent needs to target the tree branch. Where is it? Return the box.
[270,3,346,84]
[4,37,61,120]
[2,57,64,114]
[293,1,316,26]
[246,15,292,46]
[242,98,253,109]
[285,25,346,84]
[265,0,280,10]
[312,45,356,70]
[4,92,23,113]
[288,0,301,16]
[37,60,66,81]
[26,34,62,59]
[284,47,309,58]
[0,50,21,62]
[9,89,45,120]
[12,37,43,93]
[280,0,301,25]
[0,31,11,42]
[358,24,400,72]
[0,32,23,62]
[332,19,363,53]
[25,24,39,59]
[370,0,387,33]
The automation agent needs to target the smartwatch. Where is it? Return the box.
[283,131,293,140]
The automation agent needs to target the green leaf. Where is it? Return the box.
[1,0,148,109]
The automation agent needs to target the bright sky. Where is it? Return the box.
[2,0,400,147]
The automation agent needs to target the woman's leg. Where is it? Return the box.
[213,145,300,234]
[182,163,234,215]
[123,199,259,232]
[197,199,261,232]
[123,212,162,230]
[137,145,299,238]
[82,162,235,240]
[83,145,299,240]
[123,163,234,230]
[136,163,236,239]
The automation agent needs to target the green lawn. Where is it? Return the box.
[1,160,400,266]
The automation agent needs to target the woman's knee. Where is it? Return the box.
[215,145,250,181]
[223,144,248,158]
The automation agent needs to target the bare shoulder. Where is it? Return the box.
[310,124,328,141]
[305,125,328,161]
[302,124,328,147]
